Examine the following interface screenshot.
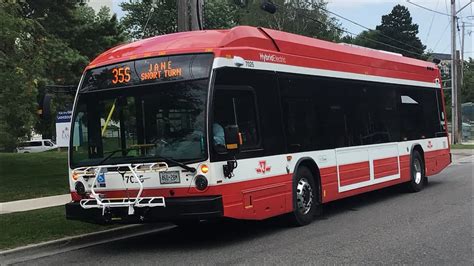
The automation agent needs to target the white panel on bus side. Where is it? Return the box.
[336,142,400,193]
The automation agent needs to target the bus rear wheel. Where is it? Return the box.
[406,150,425,192]
[287,166,319,226]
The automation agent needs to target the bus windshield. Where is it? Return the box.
[70,54,212,168]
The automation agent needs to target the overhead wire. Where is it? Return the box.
[406,0,452,17]
[425,0,440,43]
[270,2,425,57]
[441,42,450,53]
[312,2,426,56]
[432,21,451,51]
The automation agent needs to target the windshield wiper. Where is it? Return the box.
[152,155,196,173]
[98,147,135,165]
[97,145,196,173]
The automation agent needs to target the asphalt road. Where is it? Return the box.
[18,153,473,265]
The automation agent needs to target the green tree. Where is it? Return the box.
[351,30,380,49]
[461,58,474,103]
[120,0,342,41]
[71,6,127,60]
[120,0,178,39]
[21,1,126,139]
[120,0,240,39]
[375,5,425,58]
[0,1,127,148]
[0,3,41,151]
[351,5,425,59]
[237,0,343,41]
[204,0,240,29]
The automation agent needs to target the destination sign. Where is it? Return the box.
[139,60,182,81]
[80,54,213,92]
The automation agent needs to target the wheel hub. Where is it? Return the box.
[296,178,313,215]
[413,159,422,184]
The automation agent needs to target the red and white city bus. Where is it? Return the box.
[66,26,451,226]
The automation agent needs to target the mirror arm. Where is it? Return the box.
[223,157,238,179]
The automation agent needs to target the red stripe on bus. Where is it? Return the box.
[373,157,399,179]
[338,161,371,186]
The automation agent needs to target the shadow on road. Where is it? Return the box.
[89,180,444,254]
[320,180,442,219]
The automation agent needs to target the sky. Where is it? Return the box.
[89,0,473,58]
[326,0,473,57]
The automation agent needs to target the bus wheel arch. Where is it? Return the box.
[411,144,425,165]
[287,157,322,226]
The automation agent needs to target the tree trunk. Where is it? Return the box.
[177,0,189,32]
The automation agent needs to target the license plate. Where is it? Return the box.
[159,171,180,184]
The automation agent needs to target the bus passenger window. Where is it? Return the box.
[212,88,260,151]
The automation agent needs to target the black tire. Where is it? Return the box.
[287,166,319,226]
[406,150,426,192]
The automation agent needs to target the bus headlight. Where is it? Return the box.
[195,175,208,191]
[75,181,86,197]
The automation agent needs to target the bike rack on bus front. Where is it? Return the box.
[76,162,168,215]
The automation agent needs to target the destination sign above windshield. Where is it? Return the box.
[80,53,213,92]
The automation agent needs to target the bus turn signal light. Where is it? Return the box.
[72,171,79,181]
[200,164,209,174]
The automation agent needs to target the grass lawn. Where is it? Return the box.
[0,152,69,202]
[451,144,474,149]
[0,206,114,250]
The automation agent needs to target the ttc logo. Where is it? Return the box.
[256,161,271,174]
[427,141,433,149]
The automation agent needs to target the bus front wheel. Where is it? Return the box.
[287,166,319,226]
[406,150,426,192]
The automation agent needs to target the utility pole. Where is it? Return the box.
[450,0,458,144]
[450,0,473,143]
[177,0,189,32]
[190,0,203,30]
[460,21,465,87]
[456,50,463,142]
[178,0,203,32]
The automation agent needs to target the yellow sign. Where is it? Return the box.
[140,60,182,81]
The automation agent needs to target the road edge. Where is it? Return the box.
[0,223,176,265]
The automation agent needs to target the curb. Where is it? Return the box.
[0,223,176,265]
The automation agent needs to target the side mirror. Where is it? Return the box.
[224,125,242,155]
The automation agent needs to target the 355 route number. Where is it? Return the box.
[112,67,131,84]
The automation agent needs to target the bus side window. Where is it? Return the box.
[400,87,440,140]
[279,76,317,152]
[282,98,315,152]
[212,88,260,151]
[435,89,448,137]
[366,86,399,144]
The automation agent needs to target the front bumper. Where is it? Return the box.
[65,195,223,224]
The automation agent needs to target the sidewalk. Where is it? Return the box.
[0,194,70,215]
[451,148,473,155]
